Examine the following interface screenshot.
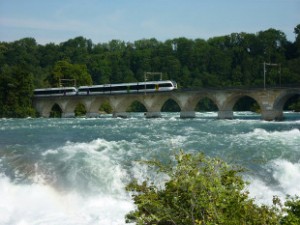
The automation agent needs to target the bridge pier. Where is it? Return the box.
[261,110,283,121]
[86,112,100,118]
[218,110,233,120]
[180,111,196,118]
[62,112,75,118]
[113,112,129,118]
[145,111,161,118]
[39,111,50,118]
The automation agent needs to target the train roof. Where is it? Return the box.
[34,80,177,90]
[78,80,175,89]
[34,87,77,91]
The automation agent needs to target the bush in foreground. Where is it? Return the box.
[125,151,300,225]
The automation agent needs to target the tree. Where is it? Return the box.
[0,65,35,117]
[207,36,232,84]
[59,36,92,64]
[47,60,92,87]
[126,151,280,225]
[294,24,300,56]
[87,55,112,84]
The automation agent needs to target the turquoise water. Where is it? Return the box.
[0,112,300,225]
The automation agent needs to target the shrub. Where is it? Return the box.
[125,151,280,225]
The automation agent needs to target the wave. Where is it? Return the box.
[247,159,300,205]
[256,129,299,153]
[237,128,300,152]
[270,159,300,195]
[1,115,300,224]
[250,128,300,138]
[0,174,133,225]
[0,138,137,225]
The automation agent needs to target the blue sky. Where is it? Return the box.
[0,0,299,44]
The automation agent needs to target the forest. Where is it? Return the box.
[0,25,299,117]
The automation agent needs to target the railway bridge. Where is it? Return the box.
[33,87,300,121]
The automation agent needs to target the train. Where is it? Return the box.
[33,80,177,97]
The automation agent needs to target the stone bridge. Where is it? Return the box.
[33,87,300,120]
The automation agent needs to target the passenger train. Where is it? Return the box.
[33,80,177,96]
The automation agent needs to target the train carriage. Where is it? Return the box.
[34,87,77,96]
[77,80,177,95]
[34,80,177,96]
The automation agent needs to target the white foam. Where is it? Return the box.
[42,138,130,158]
[271,159,300,195]
[248,159,300,206]
[247,177,283,205]
[0,138,138,225]
[253,128,300,137]
[0,174,134,225]
[241,128,300,149]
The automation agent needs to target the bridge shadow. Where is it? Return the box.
[195,97,218,119]
[283,94,300,111]
[50,103,62,118]
[161,99,181,113]
[282,94,300,120]
[233,96,261,119]
[126,100,147,117]
[74,103,87,117]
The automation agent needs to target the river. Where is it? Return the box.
[0,112,300,225]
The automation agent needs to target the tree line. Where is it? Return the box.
[0,25,299,117]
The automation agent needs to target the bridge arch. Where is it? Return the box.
[50,103,63,117]
[233,96,261,112]
[64,100,80,112]
[217,93,262,119]
[273,91,300,111]
[87,97,111,117]
[195,96,220,111]
[98,100,113,114]
[74,102,87,117]
[161,98,182,112]
[41,101,64,117]
[222,93,262,112]
[127,100,148,112]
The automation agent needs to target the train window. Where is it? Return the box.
[35,90,61,95]
[137,84,145,90]
[79,88,89,92]
[159,83,172,87]
[146,84,155,89]
[89,87,105,92]
[111,86,127,91]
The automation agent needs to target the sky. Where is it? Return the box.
[0,0,299,45]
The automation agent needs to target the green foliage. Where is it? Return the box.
[288,98,300,112]
[74,103,87,117]
[99,101,113,114]
[127,101,147,112]
[233,96,261,112]
[284,95,300,111]
[49,104,62,118]
[161,99,181,112]
[195,97,218,111]
[47,60,92,87]
[281,195,300,225]
[125,151,281,225]
[0,65,35,117]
